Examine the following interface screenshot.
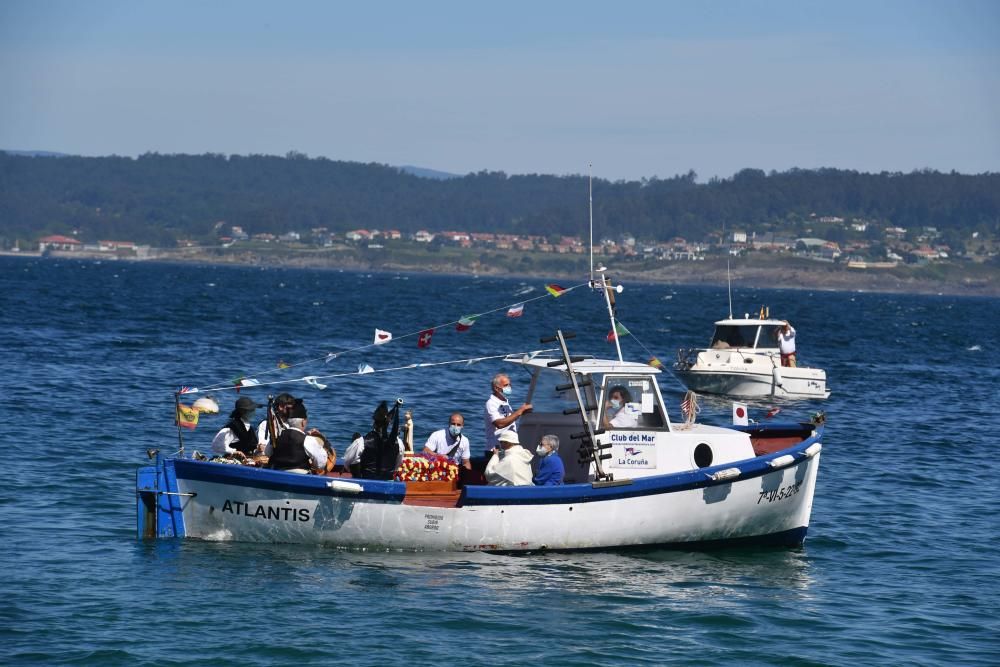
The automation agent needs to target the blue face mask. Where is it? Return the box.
[610,399,621,410]
[501,385,512,397]
[449,425,462,437]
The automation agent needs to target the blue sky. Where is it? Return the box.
[1,0,997,181]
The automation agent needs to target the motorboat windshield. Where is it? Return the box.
[710,324,764,349]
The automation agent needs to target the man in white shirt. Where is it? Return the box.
[774,321,797,367]
[484,372,532,456]
[485,430,534,486]
[423,412,472,470]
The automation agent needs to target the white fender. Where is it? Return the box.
[772,364,784,388]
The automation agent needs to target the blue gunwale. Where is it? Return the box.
[162,422,822,507]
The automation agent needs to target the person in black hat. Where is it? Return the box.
[256,392,299,455]
[268,401,336,474]
[211,396,263,461]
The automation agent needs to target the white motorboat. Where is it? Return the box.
[136,271,826,552]
[673,313,831,399]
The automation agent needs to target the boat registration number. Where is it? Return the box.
[757,481,802,504]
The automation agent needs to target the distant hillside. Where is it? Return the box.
[0,152,997,247]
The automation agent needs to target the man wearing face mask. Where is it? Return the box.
[423,412,472,470]
[532,434,565,486]
[484,372,532,456]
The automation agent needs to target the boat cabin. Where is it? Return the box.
[507,355,754,483]
[709,317,787,351]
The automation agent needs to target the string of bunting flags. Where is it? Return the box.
[188,282,586,396]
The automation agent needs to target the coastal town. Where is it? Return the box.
[26,212,994,272]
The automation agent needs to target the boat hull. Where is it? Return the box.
[673,366,830,399]
[137,434,822,552]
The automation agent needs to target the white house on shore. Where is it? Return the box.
[38,235,81,252]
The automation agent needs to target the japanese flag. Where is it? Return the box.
[732,402,749,426]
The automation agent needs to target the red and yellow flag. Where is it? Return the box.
[545,284,566,297]
[176,403,199,430]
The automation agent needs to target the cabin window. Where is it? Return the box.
[526,368,597,413]
[710,325,762,349]
[600,376,666,429]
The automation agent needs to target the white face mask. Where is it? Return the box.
[535,445,549,457]
[610,399,621,410]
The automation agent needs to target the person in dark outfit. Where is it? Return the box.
[359,400,403,480]
[269,402,334,474]
[256,392,298,455]
[211,396,262,461]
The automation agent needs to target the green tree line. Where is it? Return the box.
[1,152,997,246]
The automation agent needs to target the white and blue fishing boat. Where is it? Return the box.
[136,268,825,552]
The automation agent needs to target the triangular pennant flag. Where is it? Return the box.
[647,357,663,369]
[606,322,630,342]
[277,360,290,369]
[418,328,435,348]
[455,316,477,332]
[304,376,328,390]
[358,363,375,374]
[545,284,566,297]
[239,378,260,387]
[176,403,199,430]
[507,303,524,318]
[374,329,392,345]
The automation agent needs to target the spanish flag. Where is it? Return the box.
[545,284,566,297]
[647,356,664,369]
[176,403,199,430]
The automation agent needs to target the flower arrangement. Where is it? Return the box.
[395,452,458,482]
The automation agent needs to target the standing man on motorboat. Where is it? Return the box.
[774,321,797,367]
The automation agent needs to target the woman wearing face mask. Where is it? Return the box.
[483,372,533,456]
[603,386,639,429]
[423,412,472,470]
[532,434,565,486]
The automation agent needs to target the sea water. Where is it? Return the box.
[1,256,998,666]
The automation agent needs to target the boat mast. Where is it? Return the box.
[588,169,623,362]
[588,164,594,285]
[597,267,624,362]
